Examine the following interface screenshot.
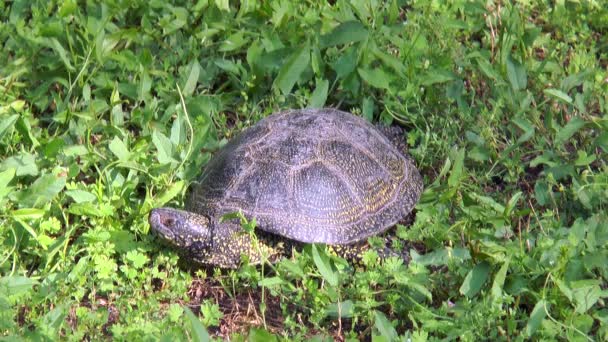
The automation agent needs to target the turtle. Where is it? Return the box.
[149,108,423,268]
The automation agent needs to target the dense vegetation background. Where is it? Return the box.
[1,0,607,340]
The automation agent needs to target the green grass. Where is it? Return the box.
[1,0,607,340]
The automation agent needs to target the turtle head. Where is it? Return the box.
[149,208,285,268]
[149,208,212,249]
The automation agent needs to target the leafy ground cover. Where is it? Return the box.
[1,0,607,340]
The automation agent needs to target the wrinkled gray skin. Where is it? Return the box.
[150,108,423,268]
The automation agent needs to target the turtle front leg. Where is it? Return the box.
[205,223,290,268]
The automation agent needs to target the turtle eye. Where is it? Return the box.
[162,217,176,228]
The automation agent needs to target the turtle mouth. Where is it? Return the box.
[149,208,177,242]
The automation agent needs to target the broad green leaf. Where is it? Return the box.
[387,0,399,23]
[108,85,119,103]
[561,70,593,91]
[11,208,45,219]
[518,91,534,113]
[274,45,310,95]
[325,300,354,318]
[219,32,248,52]
[48,38,75,71]
[270,0,292,27]
[182,62,201,97]
[465,131,485,146]
[248,328,278,342]
[14,217,39,242]
[214,0,230,11]
[42,304,68,335]
[529,152,557,167]
[237,0,256,15]
[544,88,572,104]
[42,139,65,161]
[311,244,339,287]
[511,117,535,143]
[447,148,465,187]
[155,180,185,206]
[411,247,471,266]
[163,7,188,35]
[575,93,586,113]
[82,83,91,103]
[459,261,491,297]
[320,21,368,48]
[214,59,240,75]
[138,71,152,100]
[491,260,510,298]
[310,46,322,75]
[65,189,97,203]
[446,80,464,101]
[68,202,114,217]
[0,276,37,297]
[111,105,124,127]
[116,82,136,100]
[468,146,491,162]
[434,156,452,182]
[58,0,77,17]
[469,193,505,213]
[63,145,88,157]
[12,173,66,208]
[506,54,527,91]
[477,58,502,81]
[109,136,130,161]
[595,131,608,153]
[0,114,19,140]
[362,97,374,122]
[0,153,38,177]
[8,100,26,111]
[574,151,596,166]
[277,259,304,278]
[572,282,601,313]
[504,191,523,217]
[421,69,457,86]
[95,31,116,61]
[152,130,176,164]
[88,99,110,116]
[372,47,406,77]
[0,168,16,199]
[408,281,433,301]
[534,181,551,206]
[170,115,186,146]
[9,0,29,23]
[570,314,594,337]
[332,46,358,79]
[374,311,398,341]
[309,78,328,108]
[555,116,586,146]
[183,307,210,342]
[526,299,547,336]
[555,278,573,301]
[258,277,285,288]
[246,41,263,74]
[357,67,391,89]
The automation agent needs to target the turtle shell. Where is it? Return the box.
[186,108,423,244]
